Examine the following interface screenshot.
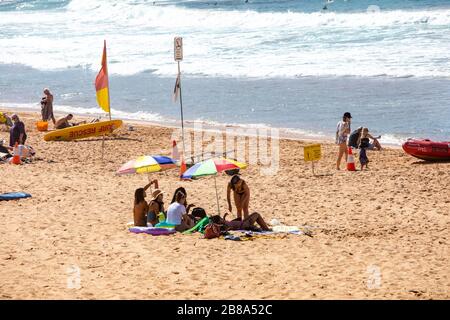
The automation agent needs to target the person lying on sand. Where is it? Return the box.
[133,181,154,227]
[55,114,87,129]
[211,212,271,232]
[227,174,250,220]
[166,191,195,232]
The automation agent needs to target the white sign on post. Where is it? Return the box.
[174,37,183,61]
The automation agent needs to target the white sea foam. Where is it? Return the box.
[1,1,450,78]
[1,102,168,123]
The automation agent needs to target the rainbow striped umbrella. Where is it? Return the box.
[117,155,177,175]
[181,158,247,214]
[181,158,247,180]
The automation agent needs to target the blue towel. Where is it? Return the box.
[0,192,32,201]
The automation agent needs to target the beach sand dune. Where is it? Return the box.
[0,110,448,299]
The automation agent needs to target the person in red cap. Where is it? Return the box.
[335,112,352,170]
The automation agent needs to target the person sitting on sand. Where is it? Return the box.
[211,212,271,232]
[227,174,250,220]
[9,114,27,147]
[170,187,195,209]
[0,139,12,161]
[147,187,165,227]
[0,112,13,129]
[55,114,88,129]
[133,181,154,227]
[166,191,195,232]
[357,127,382,151]
[41,88,56,125]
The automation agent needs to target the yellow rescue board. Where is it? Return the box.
[44,120,123,141]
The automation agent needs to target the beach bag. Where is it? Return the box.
[191,207,207,219]
[204,223,222,239]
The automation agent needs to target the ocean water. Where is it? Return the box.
[1,0,450,143]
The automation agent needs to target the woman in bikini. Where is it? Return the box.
[133,179,158,226]
[336,112,352,170]
[147,188,165,226]
[226,175,250,220]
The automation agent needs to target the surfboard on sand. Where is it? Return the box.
[43,120,123,141]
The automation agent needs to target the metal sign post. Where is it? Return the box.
[174,37,186,157]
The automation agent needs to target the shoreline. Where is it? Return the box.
[0,105,403,149]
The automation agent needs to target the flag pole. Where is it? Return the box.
[214,175,220,215]
[177,61,186,158]
[105,40,112,122]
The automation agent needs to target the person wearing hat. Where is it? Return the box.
[335,112,352,170]
[9,114,27,147]
[133,179,158,227]
[147,188,165,227]
[227,174,251,220]
[41,88,56,125]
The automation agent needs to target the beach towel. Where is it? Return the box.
[0,192,32,201]
[129,226,176,236]
[230,225,311,237]
[182,217,209,234]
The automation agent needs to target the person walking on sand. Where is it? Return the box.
[335,112,352,170]
[41,88,56,125]
[227,174,250,220]
[9,114,27,147]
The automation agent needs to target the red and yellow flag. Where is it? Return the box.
[95,40,110,113]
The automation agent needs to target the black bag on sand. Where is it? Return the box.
[191,207,207,219]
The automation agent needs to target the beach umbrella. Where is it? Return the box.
[181,158,247,214]
[116,155,177,175]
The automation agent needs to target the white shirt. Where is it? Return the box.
[166,202,186,225]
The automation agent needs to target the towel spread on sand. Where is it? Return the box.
[0,192,32,201]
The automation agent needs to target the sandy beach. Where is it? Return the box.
[0,108,448,300]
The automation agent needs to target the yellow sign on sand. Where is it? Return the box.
[304,144,322,162]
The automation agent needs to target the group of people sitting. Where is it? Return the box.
[133,175,271,233]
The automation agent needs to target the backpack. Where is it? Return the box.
[204,214,230,239]
[204,223,222,239]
